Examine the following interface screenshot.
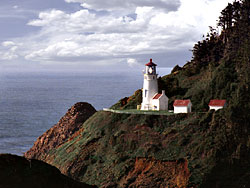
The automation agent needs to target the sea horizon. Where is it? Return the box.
[0,68,172,155]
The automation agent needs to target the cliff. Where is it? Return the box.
[25,110,250,187]
[25,1,250,188]
[25,102,96,160]
[119,157,190,188]
[0,154,97,188]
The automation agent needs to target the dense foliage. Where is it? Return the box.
[115,0,250,117]
[106,1,250,186]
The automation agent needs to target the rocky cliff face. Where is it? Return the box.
[25,102,96,160]
[24,106,250,188]
[0,154,97,188]
[24,109,249,188]
[119,158,190,188]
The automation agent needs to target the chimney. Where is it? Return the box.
[162,90,165,95]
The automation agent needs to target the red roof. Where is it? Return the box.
[209,100,226,106]
[145,58,157,66]
[153,93,162,99]
[173,100,191,106]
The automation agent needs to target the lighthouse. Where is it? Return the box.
[141,59,169,111]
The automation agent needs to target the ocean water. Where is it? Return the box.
[0,68,171,156]
[0,71,143,155]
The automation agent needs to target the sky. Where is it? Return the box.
[0,0,234,72]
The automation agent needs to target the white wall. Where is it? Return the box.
[159,95,168,110]
[150,93,169,111]
[142,74,158,103]
[141,104,151,110]
[209,106,223,111]
[152,99,160,110]
[174,103,191,113]
[174,106,188,113]
[141,73,158,110]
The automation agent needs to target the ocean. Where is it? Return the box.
[0,69,171,155]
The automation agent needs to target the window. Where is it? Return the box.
[145,90,148,97]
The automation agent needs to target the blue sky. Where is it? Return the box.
[0,0,80,39]
[0,0,234,72]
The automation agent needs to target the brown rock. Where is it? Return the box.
[25,102,96,160]
[119,157,190,188]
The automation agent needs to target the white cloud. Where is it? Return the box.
[2,41,16,47]
[0,0,234,70]
[127,58,141,67]
[65,0,181,13]
[0,42,19,60]
[24,5,196,64]
[28,10,66,27]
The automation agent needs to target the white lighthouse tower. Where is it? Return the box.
[141,59,159,110]
[141,59,169,111]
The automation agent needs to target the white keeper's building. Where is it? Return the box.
[141,59,169,111]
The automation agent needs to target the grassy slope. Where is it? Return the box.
[42,108,249,187]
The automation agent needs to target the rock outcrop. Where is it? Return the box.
[25,102,96,160]
[0,154,97,188]
[119,158,190,188]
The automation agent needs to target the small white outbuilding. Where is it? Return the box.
[209,100,226,111]
[173,100,192,113]
[151,90,169,111]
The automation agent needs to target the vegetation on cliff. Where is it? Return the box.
[25,109,249,187]
[113,0,250,115]
[25,1,250,187]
